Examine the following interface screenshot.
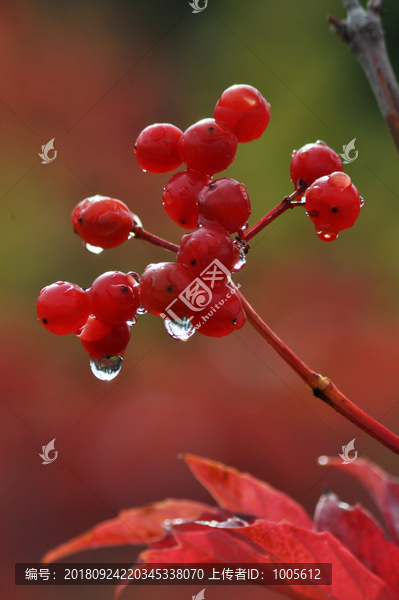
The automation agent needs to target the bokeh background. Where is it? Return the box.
[1,0,399,598]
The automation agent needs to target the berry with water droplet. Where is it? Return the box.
[178,118,237,176]
[87,271,140,326]
[72,195,133,250]
[162,169,211,229]
[134,123,183,174]
[177,226,240,279]
[139,262,193,318]
[290,141,343,190]
[197,178,251,234]
[213,84,271,143]
[305,171,363,242]
[37,281,89,335]
[191,285,246,337]
[79,322,131,359]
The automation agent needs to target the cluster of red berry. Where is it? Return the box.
[36,84,364,381]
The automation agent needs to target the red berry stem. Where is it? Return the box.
[242,181,307,243]
[236,287,399,456]
[132,223,179,253]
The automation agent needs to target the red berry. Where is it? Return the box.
[191,285,246,337]
[77,315,112,342]
[134,123,183,174]
[87,271,140,326]
[290,141,343,189]
[305,171,363,242]
[213,84,271,143]
[197,178,251,234]
[37,281,89,335]
[79,322,131,359]
[178,118,237,176]
[139,262,193,318]
[162,169,212,229]
[177,226,240,278]
[73,195,133,250]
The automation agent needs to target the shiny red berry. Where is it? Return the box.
[87,271,140,326]
[72,195,133,250]
[162,169,212,229]
[77,315,112,342]
[191,285,246,337]
[37,281,89,335]
[290,141,343,189]
[213,84,271,143]
[140,262,193,318]
[305,171,363,242]
[177,226,240,278]
[178,118,237,176]
[79,322,131,359]
[197,178,251,234]
[134,123,183,174]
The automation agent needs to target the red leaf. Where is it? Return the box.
[314,491,399,595]
[140,517,395,599]
[43,498,214,564]
[183,454,312,528]
[318,457,399,546]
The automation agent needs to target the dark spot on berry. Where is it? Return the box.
[232,318,237,325]
[78,217,83,223]
[190,259,196,266]
[208,126,214,131]
[209,183,215,189]
[181,220,186,225]
[331,206,338,213]
[166,285,174,292]
[42,318,48,324]
[134,144,137,149]
[105,355,111,359]
[121,286,128,293]
[309,210,320,217]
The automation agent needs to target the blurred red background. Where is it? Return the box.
[1,0,399,599]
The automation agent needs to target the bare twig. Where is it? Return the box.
[237,288,399,456]
[329,0,399,152]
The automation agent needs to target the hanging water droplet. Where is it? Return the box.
[233,248,246,272]
[164,317,196,341]
[136,304,147,315]
[127,316,137,326]
[316,230,338,242]
[90,356,123,380]
[85,242,103,254]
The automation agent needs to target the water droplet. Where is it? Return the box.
[90,356,123,380]
[233,249,246,272]
[359,195,365,207]
[299,151,308,161]
[316,230,338,242]
[179,186,190,201]
[137,304,147,315]
[142,169,147,173]
[328,172,351,189]
[308,185,322,199]
[164,317,195,341]
[127,316,137,326]
[291,150,297,157]
[316,140,327,146]
[85,243,103,254]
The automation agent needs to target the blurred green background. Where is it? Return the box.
[1,0,399,598]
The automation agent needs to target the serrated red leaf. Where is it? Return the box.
[314,491,399,595]
[140,518,395,599]
[43,498,213,564]
[318,457,399,546]
[183,454,312,528]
